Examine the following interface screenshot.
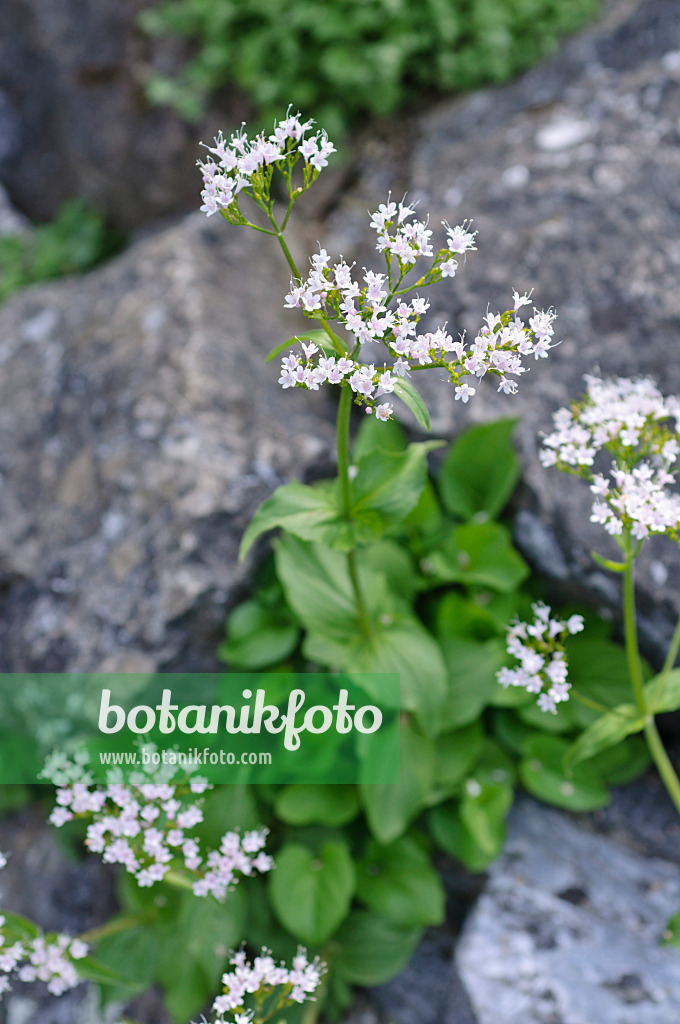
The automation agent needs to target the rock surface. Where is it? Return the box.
[324,0,680,659]
[0,805,121,1024]
[0,0,250,230]
[1,0,678,671]
[457,796,680,1024]
[0,215,334,671]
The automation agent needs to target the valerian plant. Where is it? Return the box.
[538,377,680,820]
[6,110,679,1024]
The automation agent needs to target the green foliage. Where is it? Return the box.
[0,200,124,303]
[269,840,356,945]
[82,416,649,1022]
[140,0,600,132]
[438,417,520,520]
[199,416,651,1023]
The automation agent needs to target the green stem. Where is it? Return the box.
[622,536,680,816]
[337,385,372,638]
[163,868,196,892]
[644,718,680,815]
[266,204,367,633]
[623,545,646,716]
[570,689,611,715]
[78,913,149,945]
[268,207,346,355]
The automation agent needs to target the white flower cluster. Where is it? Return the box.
[199,112,335,217]
[0,853,88,1000]
[540,376,680,541]
[497,603,584,714]
[49,782,273,899]
[280,224,557,416]
[204,946,324,1024]
[0,932,88,998]
[278,339,396,420]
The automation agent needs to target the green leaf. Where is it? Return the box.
[520,735,609,811]
[428,779,512,872]
[392,378,431,430]
[360,720,436,843]
[75,956,138,989]
[404,480,448,552]
[361,540,418,602]
[240,481,347,558]
[269,840,356,946]
[427,721,485,804]
[459,779,513,859]
[588,736,650,786]
[275,535,389,643]
[352,441,442,525]
[437,636,508,730]
[218,598,300,668]
[357,835,445,928]
[274,784,360,826]
[265,329,339,363]
[566,637,650,728]
[438,418,520,520]
[426,522,529,592]
[591,550,627,572]
[95,923,160,994]
[0,911,40,941]
[348,616,448,735]
[353,414,407,460]
[333,910,422,986]
[646,668,680,714]
[566,703,645,769]
[302,604,446,735]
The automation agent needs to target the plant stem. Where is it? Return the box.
[622,537,680,816]
[643,717,680,815]
[78,913,149,945]
[570,690,611,715]
[163,868,196,891]
[266,203,369,634]
[622,547,646,716]
[337,384,372,638]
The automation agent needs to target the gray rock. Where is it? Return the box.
[0,0,250,230]
[324,0,680,660]
[0,806,121,1024]
[457,797,680,1024]
[0,214,334,671]
[0,182,30,236]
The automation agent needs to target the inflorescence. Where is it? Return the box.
[540,376,680,542]
[45,757,273,899]
[198,113,558,421]
[497,603,584,714]
[201,945,325,1024]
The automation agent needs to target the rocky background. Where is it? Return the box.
[1,0,680,1021]
[1,0,679,675]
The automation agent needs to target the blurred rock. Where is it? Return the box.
[0,182,30,236]
[0,806,120,1024]
[324,0,680,660]
[1,0,679,671]
[457,797,680,1024]
[0,0,249,231]
[0,215,334,671]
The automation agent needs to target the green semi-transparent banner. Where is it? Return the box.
[0,673,400,785]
